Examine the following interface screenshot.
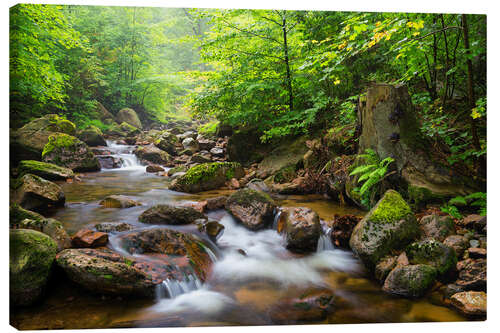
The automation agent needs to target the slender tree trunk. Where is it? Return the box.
[281,12,293,111]
[461,14,481,152]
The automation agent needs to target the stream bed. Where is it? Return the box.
[10,142,467,329]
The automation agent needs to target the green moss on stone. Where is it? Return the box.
[18,160,74,180]
[227,188,275,207]
[179,162,242,185]
[41,133,78,158]
[370,190,412,223]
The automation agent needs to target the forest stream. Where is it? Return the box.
[10,141,468,330]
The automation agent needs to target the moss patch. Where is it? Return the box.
[370,190,413,223]
[178,162,242,186]
[227,188,275,207]
[18,160,74,180]
[41,133,78,158]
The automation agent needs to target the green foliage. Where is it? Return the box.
[198,120,219,136]
[440,192,486,218]
[350,149,395,208]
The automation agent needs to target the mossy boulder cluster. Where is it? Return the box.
[225,188,276,230]
[10,114,77,163]
[10,229,58,307]
[154,131,179,155]
[169,162,244,193]
[18,218,72,252]
[350,189,461,298]
[42,133,100,172]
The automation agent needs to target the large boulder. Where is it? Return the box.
[56,248,159,297]
[10,229,58,306]
[349,190,419,270]
[118,228,214,281]
[116,108,142,129]
[169,162,245,193]
[18,218,71,252]
[12,174,65,212]
[18,160,74,181]
[135,144,171,165]
[99,195,141,208]
[356,84,478,207]
[225,188,276,230]
[405,239,457,279]
[77,125,106,147]
[281,207,321,253]
[10,114,77,163]
[138,204,206,225]
[41,133,100,172]
[382,264,437,297]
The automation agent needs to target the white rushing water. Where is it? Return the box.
[103,140,145,171]
[211,213,362,286]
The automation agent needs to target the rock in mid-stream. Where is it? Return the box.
[225,188,276,230]
[280,207,321,253]
[139,204,206,225]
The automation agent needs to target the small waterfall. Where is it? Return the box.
[104,140,143,170]
[155,274,202,301]
[316,226,335,252]
[272,208,282,231]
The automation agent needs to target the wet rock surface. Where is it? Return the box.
[225,188,276,230]
[138,204,206,225]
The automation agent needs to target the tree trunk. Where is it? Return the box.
[461,14,481,152]
[281,13,293,111]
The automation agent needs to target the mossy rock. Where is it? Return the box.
[169,162,245,193]
[349,190,419,270]
[418,214,456,241]
[138,204,206,225]
[116,108,142,129]
[119,122,141,137]
[256,136,308,179]
[18,160,74,181]
[154,132,179,155]
[41,133,101,172]
[167,165,188,176]
[12,174,65,212]
[77,125,106,147]
[382,264,437,298]
[19,218,72,252]
[135,144,171,165]
[10,204,45,227]
[10,114,77,164]
[273,165,297,184]
[225,188,276,230]
[406,239,457,278]
[10,229,58,306]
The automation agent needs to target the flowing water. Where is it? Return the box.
[10,142,468,329]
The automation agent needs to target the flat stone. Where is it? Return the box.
[450,291,486,316]
[72,229,108,248]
